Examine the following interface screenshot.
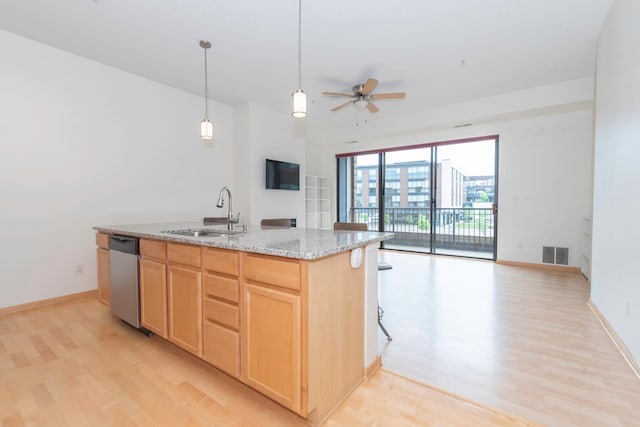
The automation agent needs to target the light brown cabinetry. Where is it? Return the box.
[139,239,167,338]
[167,243,202,357]
[139,239,203,357]
[242,253,305,414]
[243,280,302,412]
[241,251,365,425]
[243,254,301,291]
[96,233,110,306]
[202,248,241,378]
[97,232,366,425]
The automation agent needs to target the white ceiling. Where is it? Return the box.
[0,0,613,133]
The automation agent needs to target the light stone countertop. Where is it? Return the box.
[93,221,393,260]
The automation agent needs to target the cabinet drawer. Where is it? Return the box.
[168,243,201,268]
[204,273,239,304]
[203,248,239,276]
[204,298,239,330]
[244,254,301,291]
[203,322,240,378]
[95,232,109,249]
[140,239,167,260]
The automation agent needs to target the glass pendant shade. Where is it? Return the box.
[292,89,307,118]
[200,118,213,139]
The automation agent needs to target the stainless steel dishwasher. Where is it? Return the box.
[109,235,150,334]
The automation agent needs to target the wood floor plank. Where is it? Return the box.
[6,253,636,426]
[10,351,31,369]
[377,251,640,427]
[49,327,79,352]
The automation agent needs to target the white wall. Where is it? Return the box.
[591,0,640,361]
[235,102,306,227]
[233,103,252,223]
[308,79,594,267]
[0,30,234,308]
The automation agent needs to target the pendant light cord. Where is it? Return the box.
[203,45,209,118]
[297,0,302,88]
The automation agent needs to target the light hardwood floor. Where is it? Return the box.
[3,252,639,426]
[377,251,640,427]
[0,296,538,426]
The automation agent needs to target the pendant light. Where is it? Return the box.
[292,0,307,118]
[200,40,213,140]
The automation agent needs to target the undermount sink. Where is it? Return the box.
[163,229,223,237]
[162,228,245,237]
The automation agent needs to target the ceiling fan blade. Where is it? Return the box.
[367,102,380,113]
[361,78,378,96]
[371,92,406,100]
[331,100,353,112]
[322,91,354,98]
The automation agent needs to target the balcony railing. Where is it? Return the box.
[349,206,494,254]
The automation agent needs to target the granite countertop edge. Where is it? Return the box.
[93,222,393,260]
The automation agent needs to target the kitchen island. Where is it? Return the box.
[94,221,392,425]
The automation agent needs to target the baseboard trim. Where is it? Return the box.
[365,356,382,379]
[380,369,542,426]
[0,290,98,316]
[587,300,640,380]
[496,259,581,274]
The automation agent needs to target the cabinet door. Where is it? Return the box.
[96,248,110,306]
[203,321,240,378]
[140,258,168,338]
[168,265,202,357]
[242,283,301,412]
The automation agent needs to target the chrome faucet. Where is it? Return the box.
[216,186,240,231]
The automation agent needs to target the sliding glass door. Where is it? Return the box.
[382,148,432,250]
[337,137,498,260]
[345,153,381,229]
[430,140,496,258]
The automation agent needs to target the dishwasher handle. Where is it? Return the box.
[109,235,139,255]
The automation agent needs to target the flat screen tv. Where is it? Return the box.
[266,158,300,190]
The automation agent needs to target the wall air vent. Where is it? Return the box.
[542,246,555,264]
[542,246,570,265]
[555,247,569,265]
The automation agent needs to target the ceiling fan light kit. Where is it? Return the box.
[322,78,406,113]
[354,98,368,110]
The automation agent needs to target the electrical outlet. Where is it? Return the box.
[626,300,631,317]
[75,264,84,275]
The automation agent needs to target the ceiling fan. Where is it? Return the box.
[322,78,406,113]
